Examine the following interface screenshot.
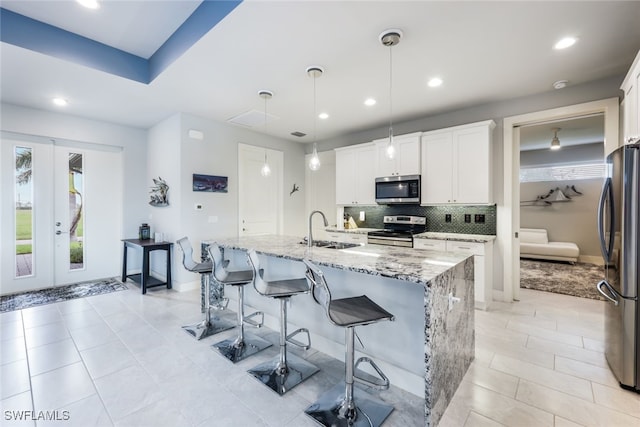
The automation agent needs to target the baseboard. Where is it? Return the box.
[578,255,603,265]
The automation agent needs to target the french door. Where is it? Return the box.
[1,134,123,294]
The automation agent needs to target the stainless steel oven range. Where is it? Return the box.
[367,215,427,248]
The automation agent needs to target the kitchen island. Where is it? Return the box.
[212,235,474,426]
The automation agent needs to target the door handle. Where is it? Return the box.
[55,230,69,235]
[55,221,62,226]
[596,280,619,306]
[597,177,615,262]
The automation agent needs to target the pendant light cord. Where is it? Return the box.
[388,43,393,137]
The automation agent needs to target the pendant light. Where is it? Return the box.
[259,90,273,177]
[380,29,402,160]
[307,65,324,171]
[550,127,561,150]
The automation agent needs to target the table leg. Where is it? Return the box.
[166,246,172,290]
[142,248,149,294]
[121,243,128,282]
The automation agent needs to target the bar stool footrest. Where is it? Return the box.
[286,327,311,350]
[244,311,264,328]
[354,357,390,390]
[304,382,394,427]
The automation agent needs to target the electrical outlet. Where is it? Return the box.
[474,214,485,223]
[445,214,452,223]
[464,214,471,223]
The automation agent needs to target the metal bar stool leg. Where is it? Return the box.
[247,297,319,395]
[305,326,394,427]
[182,274,234,340]
[212,284,271,362]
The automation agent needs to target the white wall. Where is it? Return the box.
[149,112,307,290]
[0,103,148,269]
[309,75,624,296]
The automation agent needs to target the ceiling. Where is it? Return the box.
[1,1,639,144]
[519,114,604,151]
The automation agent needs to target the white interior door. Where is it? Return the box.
[1,135,122,294]
[238,143,283,236]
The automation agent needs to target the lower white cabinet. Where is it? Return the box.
[326,232,367,245]
[414,238,494,310]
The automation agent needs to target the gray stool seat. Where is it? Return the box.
[208,244,272,363]
[303,259,395,427]
[177,237,234,340]
[246,249,319,395]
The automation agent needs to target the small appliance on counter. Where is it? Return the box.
[596,142,639,392]
[375,174,420,204]
[367,215,426,248]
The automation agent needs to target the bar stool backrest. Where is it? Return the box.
[247,249,269,295]
[177,237,198,272]
[207,243,229,282]
[302,259,337,326]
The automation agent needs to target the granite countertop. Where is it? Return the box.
[213,235,470,288]
[327,227,496,243]
[414,232,496,243]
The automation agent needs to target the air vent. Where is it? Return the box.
[227,110,277,128]
[291,131,306,137]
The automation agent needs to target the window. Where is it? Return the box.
[520,163,605,183]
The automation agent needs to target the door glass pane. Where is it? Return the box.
[69,153,84,270]
[15,146,33,277]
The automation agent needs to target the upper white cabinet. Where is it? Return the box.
[335,143,377,205]
[621,50,640,143]
[374,132,422,177]
[421,120,495,204]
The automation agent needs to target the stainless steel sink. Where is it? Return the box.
[300,240,361,249]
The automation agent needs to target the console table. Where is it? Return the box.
[121,239,173,294]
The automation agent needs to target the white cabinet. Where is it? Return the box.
[621,50,640,144]
[414,237,494,310]
[374,132,421,177]
[326,232,367,245]
[421,120,495,204]
[335,143,377,205]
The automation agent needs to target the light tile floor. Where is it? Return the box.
[1,284,639,426]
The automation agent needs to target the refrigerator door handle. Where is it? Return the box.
[596,280,619,306]
[597,177,615,262]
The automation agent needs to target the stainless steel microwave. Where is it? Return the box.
[375,175,421,204]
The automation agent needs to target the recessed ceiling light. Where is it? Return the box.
[318,112,329,120]
[52,97,68,106]
[364,98,377,106]
[77,0,100,9]
[428,77,443,88]
[554,37,577,50]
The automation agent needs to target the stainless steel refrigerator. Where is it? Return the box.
[597,142,639,392]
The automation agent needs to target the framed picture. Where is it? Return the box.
[193,174,228,193]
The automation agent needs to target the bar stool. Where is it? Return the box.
[246,249,319,395]
[208,244,272,363]
[176,237,234,340]
[303,259,395,427]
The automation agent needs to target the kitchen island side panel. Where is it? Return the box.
[425,256,475,427]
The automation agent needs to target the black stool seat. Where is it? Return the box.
[328,296,394,327]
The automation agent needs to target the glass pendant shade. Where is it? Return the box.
[385,127,396,159]
[309,143,321,171]
[260,153,271,177]
[550,127,561,150]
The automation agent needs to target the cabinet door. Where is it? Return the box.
[396,136,421,175]
[335,148,356,204]
[375,138,396,177]
[421,132,453,203]
[453,126,491,204]
[354,145,377,204]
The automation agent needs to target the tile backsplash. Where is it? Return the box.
[343,205,496,235]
